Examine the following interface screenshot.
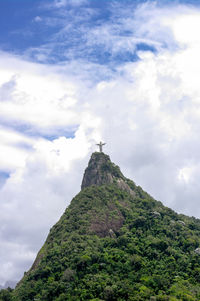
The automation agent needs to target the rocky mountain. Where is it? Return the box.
[81,153,135,197]
[2,152,200,300]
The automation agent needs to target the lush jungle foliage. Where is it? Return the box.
[1,154,200,300]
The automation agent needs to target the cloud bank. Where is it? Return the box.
[1,0,200,286]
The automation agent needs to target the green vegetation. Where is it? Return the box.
[1,153,200,300]
[0,288,12,301]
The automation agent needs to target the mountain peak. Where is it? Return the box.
[81,152,135,196]
[81,152,123,189]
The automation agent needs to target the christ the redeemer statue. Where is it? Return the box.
[96,141,106,152]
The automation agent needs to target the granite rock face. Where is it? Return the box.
[81,152,135,197]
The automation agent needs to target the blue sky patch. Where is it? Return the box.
[1,120,77,142]
[0,171,10,188]
[0,0,198,67]
[136,43,157,53]
[40,130,76,141]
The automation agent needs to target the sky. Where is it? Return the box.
[1,0,200,287]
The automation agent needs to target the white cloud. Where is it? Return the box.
[0,126,36,172]
[33,16,42,22]
[165,12,200,45]
[1,0,200,287]
[54,0,67,7]
[54,0,87,8]
[0,54,79,130]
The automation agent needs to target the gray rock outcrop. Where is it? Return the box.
[81,152,135,197]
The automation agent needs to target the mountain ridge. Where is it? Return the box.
[1,152,200,301]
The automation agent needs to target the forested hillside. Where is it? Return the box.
[1,153,200,300]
